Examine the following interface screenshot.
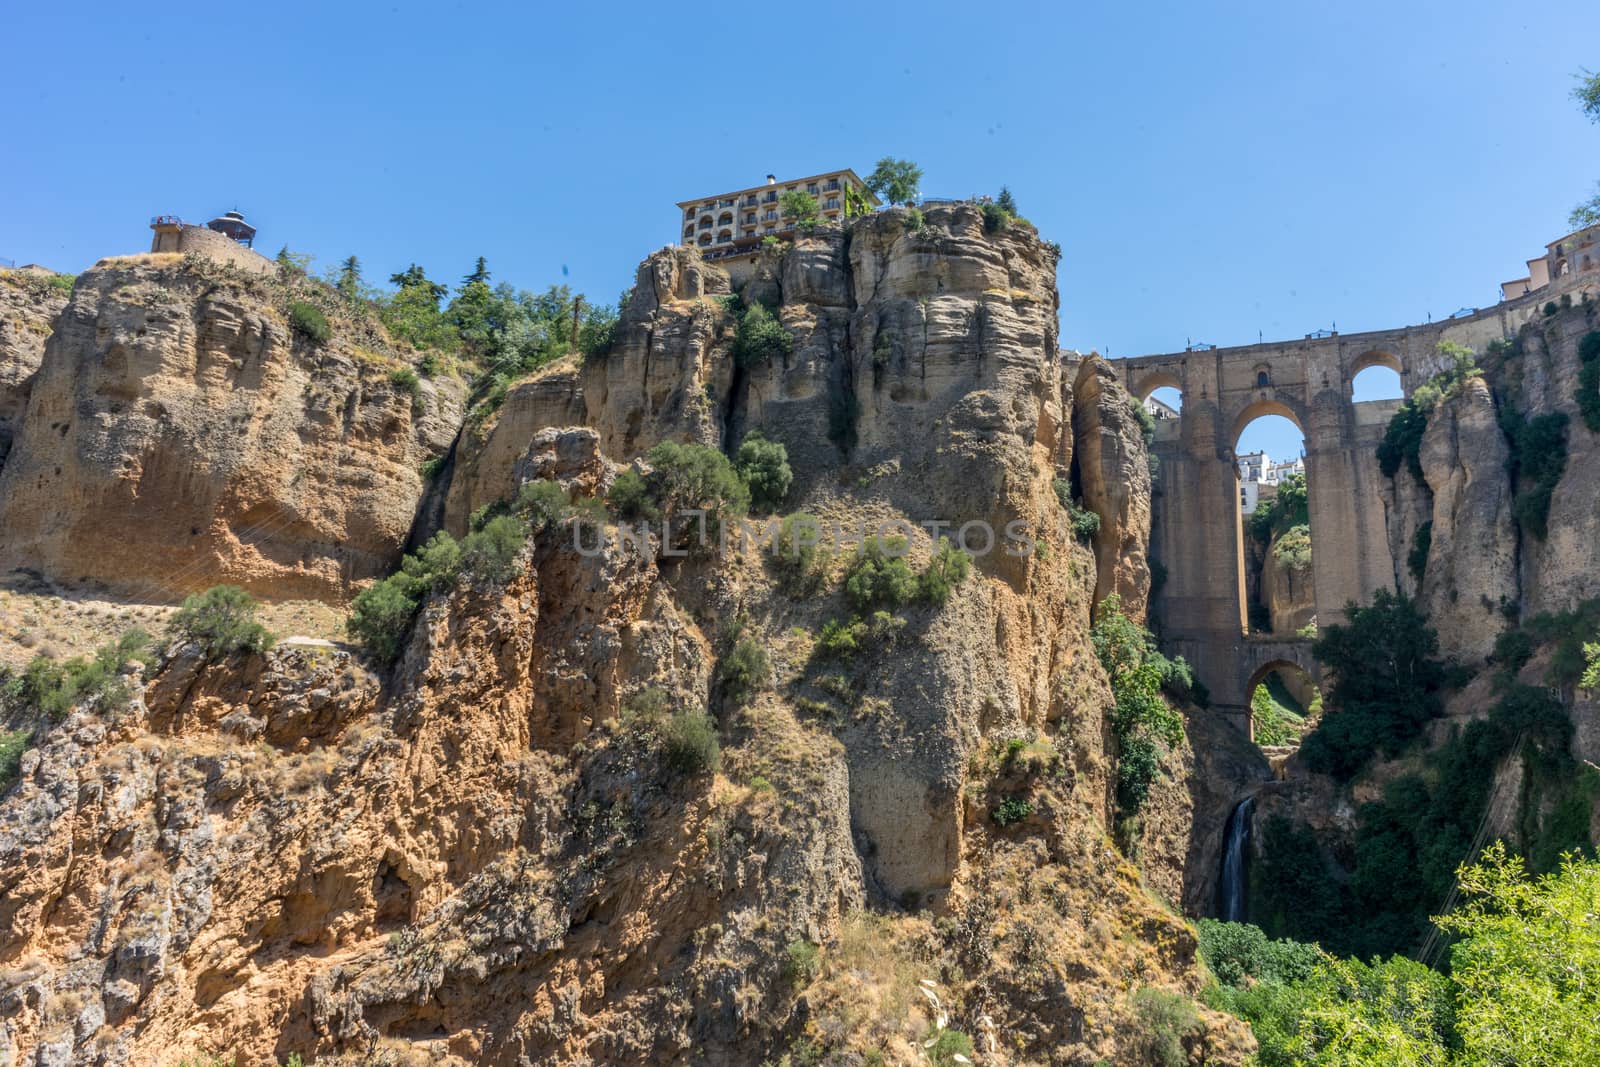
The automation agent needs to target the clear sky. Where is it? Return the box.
[4,0,1597,461]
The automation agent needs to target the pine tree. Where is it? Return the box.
[337,256,362,300]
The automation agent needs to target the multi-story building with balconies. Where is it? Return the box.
[675,170,879,279]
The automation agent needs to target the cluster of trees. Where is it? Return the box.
[276,251,622,389]
[1203,843,1600,1066]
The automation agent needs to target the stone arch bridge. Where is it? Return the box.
[1112,297,1542,730]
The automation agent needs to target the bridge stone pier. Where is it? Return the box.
[1114,300,1539,725]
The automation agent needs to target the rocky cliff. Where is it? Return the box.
[0,210,1248,1065]
[0,268,72,474]
[0,254,464,603]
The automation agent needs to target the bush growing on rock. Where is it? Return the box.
[918,538,971,606]
[169,586,274,660]
[458,514,529,585]
[0,728,29,790]
[514,479,570,527]
[661,708,721,775]
[770,512,829,596]
[347,530,462,663]
[1091,595,1185,819]
[288,301,331,345]
[735,432,792,511]
[0,629,153,725]
[732,301,793,369]
[843,537,918,613]
[718,636,770,705]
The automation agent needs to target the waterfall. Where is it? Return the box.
[1217,796,1256,923]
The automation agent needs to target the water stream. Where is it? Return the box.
[1217,796,1256,922]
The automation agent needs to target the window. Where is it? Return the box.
[764,209,777,221]
[825,198,839,210]
[764,191,777,203]
[683,226,694,238]
[1256,370,1270,388]
[764,227,775,234]
[718,212,734,225]
[700,219,712,229]
[684,209,695,220]
[745,213,756,224]
[806,184,819,195]
[826,179,840,191]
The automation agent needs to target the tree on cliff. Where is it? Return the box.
[1572,68,1600,228]
[389,264,447,305]
[463,256,491,286]
[865,157,923,206]
[336,256,363,300]
[778,189,820,232]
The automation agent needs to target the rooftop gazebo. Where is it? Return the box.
[206,210,257,248]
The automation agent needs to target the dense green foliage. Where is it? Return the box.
[864,157,923,206]
[842,537,919,613]
[1408,520,1433,582]
[1300,591,1444,781]
[1251,680,1307,747]
[0,728,28,790]
[170,586,274,660]
[1260,596,1591,958]
[1053,478,1101,540]
[1091,595,1186,818]
[718,636,770,705]
[731,300,794,369]
[778,189,821,232]
[1249,473,1308,543]
[917,538,971,606]
[347,484,578,661]
[661,708,721,775]
[623,442,750,532]
[1128,987,1203,1067]
[769,513,829,596]
[1273,523,1312,570]
[735,432,792,511]
[0,629,153,726]
[288,301,331,344]
[1525,597,1600,686]
[1499,406,1569,539]
[1208,845,1600,1066]
[1377,342,1480,480]
[1576,330,1600,432]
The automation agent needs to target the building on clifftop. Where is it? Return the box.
[676,170,879,273]
[1499,221,1600,302]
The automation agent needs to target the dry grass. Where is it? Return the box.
[0,570,346,671]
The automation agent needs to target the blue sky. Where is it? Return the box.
[4,0,1597,459]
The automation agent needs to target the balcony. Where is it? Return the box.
[763,192,777,203]
[699,220,713,230]
[825,180,841,192]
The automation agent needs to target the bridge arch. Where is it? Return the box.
[1133,370,1184,401]
[1240,647,1323,743]
[1229,396,1306,448]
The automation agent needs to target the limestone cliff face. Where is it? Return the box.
[0,215,1246,1066]
[0,269,71,473]
[1260,534,1314,635]
[0,255,464,602]
[1413,377,1518,662]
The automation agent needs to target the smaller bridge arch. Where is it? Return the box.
[1132,369,1185,402]
[1237,639,1323,741]
[1229,396,1306,449]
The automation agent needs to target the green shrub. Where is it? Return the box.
[925,1029,973,1067]
[389,366,422,410]
[918,538,971,606]
[783,939,820,985]
[641,441,749,526]
[661,708,721,775]
[904,207,925,231]
[1525,597,1600,686]
[718,637,770,704]
[288,301,331,345]
[991,795,1033,826]
[843,537,918,613]
[732,302,793,369]
[1,629,153,724]
[771,512,829,596]
[1272,524,1311,570]
[1492,627,1535,674]
[816,616,867,660]
[1500,407,1569,539]
[1299,591,1444,781]
[1128,987,1202,1067]
[735,432,792,511]
[1407,520,1432,582]
[169,586,273,660]
[1249,474,1308,543]
[514,479,570,527]
[1377,342,1481,480]
[458,514,528,584]
[1578,331,1600,432]
[347,575,424,663]
[607,468,658,521]
[0,728,29,789]
[981,202,1011,234]
[1197,920,1320,988]
[1092,595,1185,817]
